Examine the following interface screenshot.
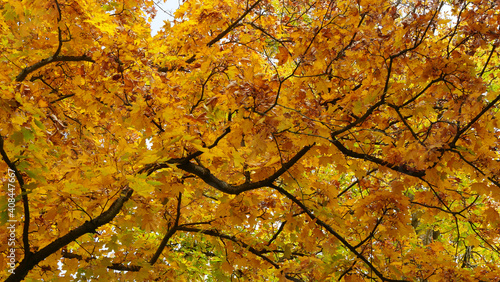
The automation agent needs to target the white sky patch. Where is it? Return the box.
[146,137,153,149]
[150,0,181,35]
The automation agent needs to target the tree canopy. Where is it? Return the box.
[1,0,500,281]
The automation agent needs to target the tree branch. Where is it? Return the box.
[176,144,314,194]
[330,99,385,137]
[16,55,94,82]
[149,192,182,265]
[107,263,142,272]
[330,137,425,177]
[206,0,262,47]
[451,93,500,147]
[479,44,497,77]
[139,126,233,176]
[0,135,31,259]
[158,0,262,72]
[272,184,408,282]
[177,226,280,269]
[353,208,387,249]
[6,186,133,282]
[267,221,286,246]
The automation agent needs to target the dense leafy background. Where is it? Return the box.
[1,0,499,281]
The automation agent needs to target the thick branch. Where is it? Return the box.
[149,193,182,265]
[208,127,231,149]
[16,55,94,82]
[139,127,233,176]
[107,264,142,272]
[0,135,31,258]
[330,138,425,177]
[176,144,314,194]
[6,187,133,282]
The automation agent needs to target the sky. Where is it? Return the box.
[150,0,181,35]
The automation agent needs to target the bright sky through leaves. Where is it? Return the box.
[150,0,180,35]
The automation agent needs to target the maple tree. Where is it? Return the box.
[1,0,500,281]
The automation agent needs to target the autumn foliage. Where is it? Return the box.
[1,0,500,281]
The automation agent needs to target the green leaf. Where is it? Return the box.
[12,131,24,146]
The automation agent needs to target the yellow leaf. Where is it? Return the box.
[221,261,233,273]
[391,180,405,194]
[38,99,48,108]
[466,234,480,247]
[470,182,489,194]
